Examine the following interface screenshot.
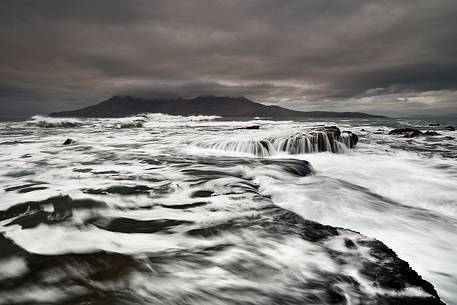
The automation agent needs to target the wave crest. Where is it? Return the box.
[28,115,84,128]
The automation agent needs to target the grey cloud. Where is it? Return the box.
[1,0,457,116]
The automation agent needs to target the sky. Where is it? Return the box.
[1,0,457,117]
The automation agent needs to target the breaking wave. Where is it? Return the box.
[28,115,84,128]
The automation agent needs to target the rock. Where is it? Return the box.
[445,125,455,131]
[191,190,214,198]
[342,131,359,148]
[63,138,74,145]
[321,125,341,138]
[239,125,260,130]
[423,131,441,136]
[389,128,423,138]
[429,123,440,126]
[344,238,357,249]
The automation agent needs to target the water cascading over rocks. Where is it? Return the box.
[193,126,359,157]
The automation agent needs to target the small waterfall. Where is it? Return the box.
[271,131,340,154]
[193,127,358,157]
[195,139,273,157]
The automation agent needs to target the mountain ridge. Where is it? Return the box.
[49,95,385,118]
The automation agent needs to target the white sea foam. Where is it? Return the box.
[0,115,456,304]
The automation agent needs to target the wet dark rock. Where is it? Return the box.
[73,168,93,173]
[4,170,36,177]
[187,219,244,238]
[191,190,214,198]
[444,136,455,140]
[259,140,270,151]
[17,186,48,193]
[238,125,260,130]
[358,239,441,301]
[423,131,441,136]
[0,251,137,291]
[63,138,75,145]
[92,170,119,175]
[160,202,209,209]
[445,125,455,131]
[429,123,440,126]
[273,210,339,242]
[83,185,151,195]
[90,217,193,234]
[5,182,47,192]
[6,210,70,229]
[344,238,357,249]
[0,234,25,259]
[342,131,359,148]
[195,126,359,156]
[0,195,107,223]
[318,125,341,138]
[260,159,314,177]
[389,128,423,137]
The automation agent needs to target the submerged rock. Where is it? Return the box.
[389,128,423,138]
[429,123,440,127]
[445,125,455,131]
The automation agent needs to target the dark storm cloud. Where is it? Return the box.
[1,0,457,116]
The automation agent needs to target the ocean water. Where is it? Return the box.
[0,114,456,304]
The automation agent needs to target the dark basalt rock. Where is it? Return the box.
[343,130,359,148]
[0,195,107,227]
[389,128,423,137]
[160,202,209,209]
[445,125,455,131]
[318,125,341,138]
[89,217,193,234]
[423,131,441,136]
[238,125,260,130]
[429,123,440,126]
[63,138,75,145]
[191,190,214,198]
[358,239,443,304]
[344,238,357,249]
[260,159,315,177]
[83,185,151,195]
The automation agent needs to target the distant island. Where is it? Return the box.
[49,96,385,118]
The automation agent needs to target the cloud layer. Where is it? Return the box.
[1,0,457,116]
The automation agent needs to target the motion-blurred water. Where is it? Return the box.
[0,114,456,304]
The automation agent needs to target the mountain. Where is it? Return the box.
[49,96,385,118]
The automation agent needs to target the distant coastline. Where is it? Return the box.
[49,95,386,118]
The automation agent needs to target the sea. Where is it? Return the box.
[0,114,456,305]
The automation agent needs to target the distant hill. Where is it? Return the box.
[49,96,385,118]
